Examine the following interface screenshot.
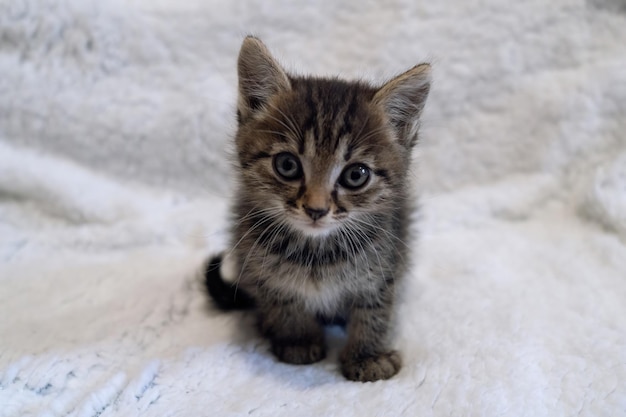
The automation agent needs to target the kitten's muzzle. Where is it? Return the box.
[303,206,329,221]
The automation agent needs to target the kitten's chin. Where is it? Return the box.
[289,220,338,238]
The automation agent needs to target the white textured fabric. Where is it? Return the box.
[1,0,625,415]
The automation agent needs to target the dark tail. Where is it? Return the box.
[205,254,255,310]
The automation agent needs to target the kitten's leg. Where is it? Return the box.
[258,298,326,365]
[340,295,401,382]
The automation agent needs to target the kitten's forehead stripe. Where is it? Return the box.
[327,84,356,152]
[310,84,322,144]
[334,89,358,151]
[314,86,326,150]
[300,83,315,154]
[288,79,375,159]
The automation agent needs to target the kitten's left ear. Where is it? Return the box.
[373,63,431,147]
[237,36,291,123]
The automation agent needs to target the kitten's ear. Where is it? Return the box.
[373,63,431,147]
[237,36,291,122]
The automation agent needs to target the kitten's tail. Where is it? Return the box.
[204,254,255,310]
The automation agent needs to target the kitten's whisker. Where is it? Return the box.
[345,216,407,269]
[228,214,279,253]
[234,216,284,294]
[260,219,289,273]
[340,226,378,308]
[226,207,283,261]
[348,214,411,250]
[345,223,387,293]
[231,206,284,229]
[341,227,368,275]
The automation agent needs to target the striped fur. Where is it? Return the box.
[206,36,430,382]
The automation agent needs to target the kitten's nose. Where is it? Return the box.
[304,206,329,221]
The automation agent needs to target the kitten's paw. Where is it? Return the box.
[340,350,401,382]
[272,341,326,365]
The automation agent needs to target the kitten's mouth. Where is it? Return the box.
[289,217,337,237]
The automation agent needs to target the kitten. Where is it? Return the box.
[206,36,430,382]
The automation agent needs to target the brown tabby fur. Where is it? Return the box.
[206,36,430,382]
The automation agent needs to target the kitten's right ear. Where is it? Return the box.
[373,63,431,148]
[237,36,291,123]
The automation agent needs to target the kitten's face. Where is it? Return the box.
[236,80,408,238]
[233,37,430,239]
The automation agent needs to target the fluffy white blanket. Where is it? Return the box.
[1,0,625,415]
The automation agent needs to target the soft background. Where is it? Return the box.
[1,0,625,415]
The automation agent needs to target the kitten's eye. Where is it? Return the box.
[273,152,303,180]
[339,164,370,189]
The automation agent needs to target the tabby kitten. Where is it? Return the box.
[206,36,430,382]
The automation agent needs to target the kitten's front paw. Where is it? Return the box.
[272,341,326,365]
[340,350,401,382]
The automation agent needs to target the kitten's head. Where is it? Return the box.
[234,36,430,238]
